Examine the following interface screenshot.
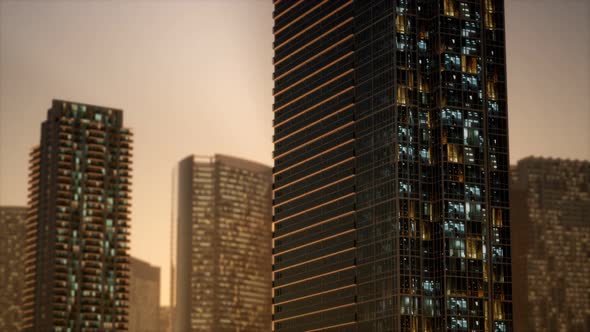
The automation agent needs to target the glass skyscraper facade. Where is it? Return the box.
[511,158,590,332]
[0,206,28,331]
[175,154,272,332]
[23,100,133,331]
[271,1,511,331]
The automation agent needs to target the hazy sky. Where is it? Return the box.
[1,0,589,306]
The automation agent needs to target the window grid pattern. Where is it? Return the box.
[272,0,511,331]
[23,100,133,332]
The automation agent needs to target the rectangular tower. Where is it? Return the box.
[0,206,28,331]
[175,154,272,331]
[511,157,590,332]
[23,100,133,331]
[271,1,512,331]
[129,257,161,332]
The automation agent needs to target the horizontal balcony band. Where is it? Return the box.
[273,211,354,240]
[274,69,353,113]
[274,228,355,258]
[274,86,353,129]
[273,303,355,323]
[274,103,353,144]
[273,121,354,160]
[273,156,354,192]
[274,52,354,98]
[275,34,354,82]
[274,0,328,37]
[306,321,356,332]
[273,247,355,273]
[273,0,302,20]
[274,175,354,208]
[275,17,352,69]
[274,0,352,52]
[273,192,354,224]
[273,284,356,306]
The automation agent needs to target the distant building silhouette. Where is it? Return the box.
[159,306,172,332]
[129,257,160,332]
[23,100,133,331]
[271,1,512,331]
[511,157,590,332]
[0,206,28,331]
[174,154,272,331]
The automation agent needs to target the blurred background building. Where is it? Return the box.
[271,1,512,331]
[23,100,133,331]
[0,206,28,331]
[129,257,161,332]
[159,306,172,332]
[174,154,272,331]
[511,157,590,332]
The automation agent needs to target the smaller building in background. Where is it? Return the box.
[174,154,272,332]
[129,257,161,332]
[0,206,28,331]
[159,306,172,332]
[511,157,590,332]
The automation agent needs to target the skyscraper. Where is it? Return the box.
[174,154,272,331]
[271,1,511,331]
[129,257,161,332]
[511,157,590,332]
[159,306,172,332]
[0,206,28,331]
[23,100,133,331]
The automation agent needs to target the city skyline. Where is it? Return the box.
[1,0,589,308]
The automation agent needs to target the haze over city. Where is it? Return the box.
[1,1,588,327]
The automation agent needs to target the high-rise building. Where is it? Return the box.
[174,154,272,331]
[511,157,590,332]
[129,257,161,332]
[271,1,512,331]
[0,206,28,331]
[159,306,172,332]
[23,100,133,331]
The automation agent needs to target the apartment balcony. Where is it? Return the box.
[24,241,36,252]
[29,162,40,173]
[84,242,103,254]
[86,173,105,181]
[86,164,104,173]
[27,175,40,187]
[116,256,130,265]
[88,127,105,135]
[83,253,102,261]
[82,265,101,275]
[29,148,41,157]
[88,143,106,151]
[25,227,37,237]
[87,149,105,158]
[59,123,73,131]
[83,231,104,241]
[53,295,68,304]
